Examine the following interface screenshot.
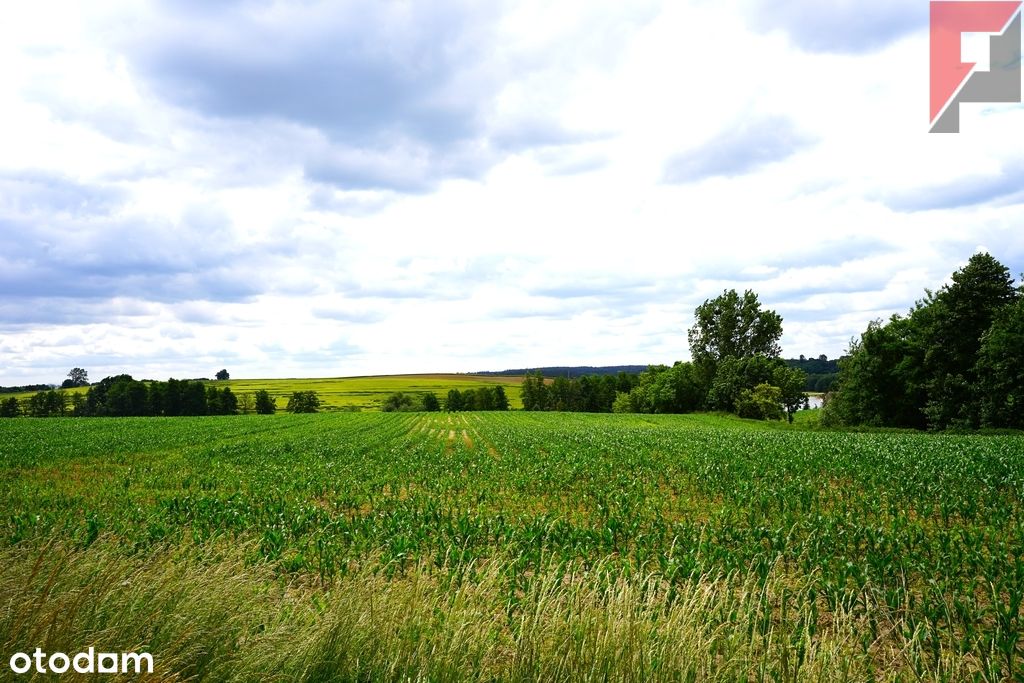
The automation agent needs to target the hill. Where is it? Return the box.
[477,365,647,379]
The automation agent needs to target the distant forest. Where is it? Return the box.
[483,362,835,392]
[784,356,839,392]
[478,366,648,378]
[0,384,52,394]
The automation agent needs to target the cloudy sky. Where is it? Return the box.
[2,0,1023,384]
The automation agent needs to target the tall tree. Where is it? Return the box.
[421,392,441,412]
[922,253,1018,429]
[254,389,276,415]
[976,297,1024,428]
[493,386,509,411]
[66,368,89,388]
[0,397,20,417]
[286,391,320,413]
[688,289,783,383]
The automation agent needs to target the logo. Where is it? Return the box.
[8,648,153,676]
[930,1,1022,133]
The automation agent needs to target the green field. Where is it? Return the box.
[4,374,525,411]
[218,373,525,411]
[2,412,1023,681]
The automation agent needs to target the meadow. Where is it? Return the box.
[4,374,525,412]
[218,374,524,411]
[2,412,1023,681]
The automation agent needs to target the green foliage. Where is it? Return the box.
[254,389,276,415]
[62,367,89,389]
[521,370,634,412]
[237,392,254,415]
[550,290,806,420]
[773,364,808,423]
[704,356,805,422]
[445,386,509,412]
[735,383,784,421]
[625,363,704,414]
[382,392,416,412]
[26,390,69,417]
[520,371,548,411]
[493,386,509,411]
[421,392,441,412]
[286,391,321,413]
[976,297,1024,428]
[688,289,783,382]
[214,387,238,415]
[786,356,838,391]
[611,391,633,413]
[215,369,230,381]
[76,376,214,417]
[828,253,1022,431]
[0,397,20,418]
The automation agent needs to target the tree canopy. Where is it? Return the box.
[825,253,1022,430]
[688,289,783,376]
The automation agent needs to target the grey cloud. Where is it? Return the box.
[110,2,624,192]
[768,239,896,270]
[308,186,398,216]
[0,172,127,218]
[747,0,926,54]
[136,3,490,142]
[0,297,158,330]
[311,306,386,324]
[881,164,1024,212]
[0,184,308,317]
[490,120,605,152]
[123,3,499,191]
[663,116,814,183]
[303,144,474,195]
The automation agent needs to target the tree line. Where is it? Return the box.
[785,356,838,392]
[521,372,639,412]
[521,289,808,422]
[0,373,318,418]
[381,386,510,412]
[823,252,1023,431]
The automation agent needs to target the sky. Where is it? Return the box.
[2,0,1023,384]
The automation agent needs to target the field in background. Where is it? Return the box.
[219,374,525,411]
[2,412,1022,681]
[4,374,526,411]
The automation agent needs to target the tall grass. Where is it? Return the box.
[0,539,986,682]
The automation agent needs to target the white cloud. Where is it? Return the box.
[1,0,1022,384]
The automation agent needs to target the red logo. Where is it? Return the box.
[930,1,1022,132]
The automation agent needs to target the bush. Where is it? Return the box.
[735,384,784,421]
[0,396,22,418]
[382,393,415,412]
[612,392,634,414]
[254,390,276,415]
[286,391,321,414]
